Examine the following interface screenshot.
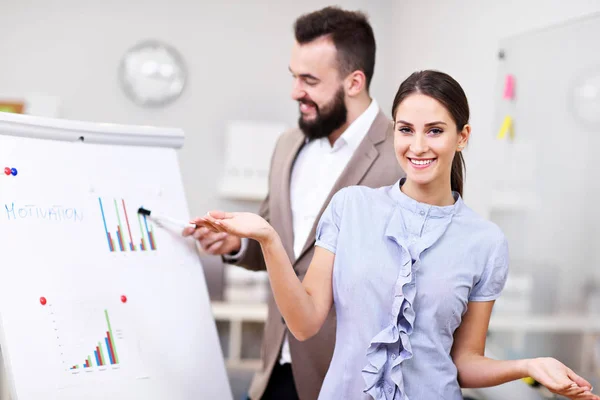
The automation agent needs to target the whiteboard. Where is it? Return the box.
[218,120,286,201]
[489,12,600,312]
[0,112,231,400]
[485,13,600,390]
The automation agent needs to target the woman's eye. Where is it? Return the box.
[429,128,443,135]
[398,127,412,134]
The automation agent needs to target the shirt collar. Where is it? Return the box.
[339,98,379,152]
[388,177,462,218]
[307,98,380,151]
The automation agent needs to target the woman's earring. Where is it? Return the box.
[457,145,465,150]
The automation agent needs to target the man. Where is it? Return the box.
[185,6,404,400]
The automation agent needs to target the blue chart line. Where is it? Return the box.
[98,198,114,251]
[97,197,157,252]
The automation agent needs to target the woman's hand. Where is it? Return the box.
[199,210,276,244]
[525,357,598,399]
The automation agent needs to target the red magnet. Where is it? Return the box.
[120,295,127,303]
[3,167,10,175]
[40,297,47,306]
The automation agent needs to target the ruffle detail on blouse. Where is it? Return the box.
[360,189,457,399]
[361,259,416,399]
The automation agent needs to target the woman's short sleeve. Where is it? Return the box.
[315,188,348,255]
[469,236,510,302]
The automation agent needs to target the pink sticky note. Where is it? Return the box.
[503,74,515,100]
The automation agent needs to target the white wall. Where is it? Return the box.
[0,0,394,218]
[390,0,600,218]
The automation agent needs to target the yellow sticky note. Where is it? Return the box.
[522,377,536,385]
[496,115,514,140]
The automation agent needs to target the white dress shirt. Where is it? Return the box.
[224,100,380,364]
[279,99,379,364]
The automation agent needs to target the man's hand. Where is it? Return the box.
[183,219,241,256]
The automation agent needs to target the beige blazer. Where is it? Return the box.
[233,110,405,400]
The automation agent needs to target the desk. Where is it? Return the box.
[489,315,600,333]
[488,314,600,373]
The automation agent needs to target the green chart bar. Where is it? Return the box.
[105,309,119,364]
[99,341,107,367]
[137,213,147,251]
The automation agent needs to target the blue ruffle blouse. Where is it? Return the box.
[315,180,509,399]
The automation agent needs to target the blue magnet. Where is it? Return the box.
[10,167,17,176]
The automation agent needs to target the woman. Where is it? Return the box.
[199,71,598,400]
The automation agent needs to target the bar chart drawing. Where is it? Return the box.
[98,197,157,252]
[69,310,120,370]
[44,296,148,387]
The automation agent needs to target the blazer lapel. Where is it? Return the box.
[278,132,306,263]
[295,110,391,263]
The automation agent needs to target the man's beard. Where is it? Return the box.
[298,86,347,140]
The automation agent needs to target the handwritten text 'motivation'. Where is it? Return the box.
[4,203,83,222]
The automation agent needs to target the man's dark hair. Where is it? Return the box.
[294,6,376,90]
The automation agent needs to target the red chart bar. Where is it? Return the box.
[148,231,156,250]
[85,360,89,368]
[107,232,115,252]
[96,346,103,366]
[106,331,117,365]
[121,199,136,251]
[140,238,146,251]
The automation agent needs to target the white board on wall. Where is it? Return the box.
[0,112,231,400]
[218,120,286,201]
